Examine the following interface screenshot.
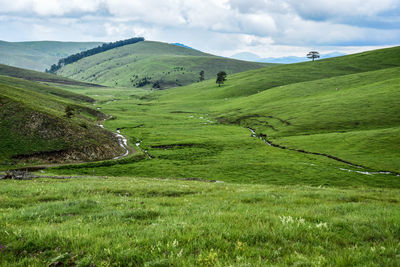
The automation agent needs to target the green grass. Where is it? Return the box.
[1,177,400,266]
[0,40,102,71]
[57,41,270,89]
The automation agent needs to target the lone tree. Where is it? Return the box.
[65,105,74,119]
[216,71,227,87]
[199,70,205,82]
[307,51,320,61]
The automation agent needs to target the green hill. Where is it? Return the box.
[56,41,270,89]
[0,40,103,71]
[0,74,123,169]
[154,46,400,172]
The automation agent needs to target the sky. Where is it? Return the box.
[0,0,399,58]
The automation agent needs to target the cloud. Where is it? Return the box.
[0,0,398,58]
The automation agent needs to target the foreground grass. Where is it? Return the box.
[1,176,399,266]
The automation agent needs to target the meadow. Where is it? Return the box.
[1,177,399,266]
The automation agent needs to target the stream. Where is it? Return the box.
[248,128,399,176]
[98,123,130,160]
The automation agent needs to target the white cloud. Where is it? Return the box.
[0,0,398,58]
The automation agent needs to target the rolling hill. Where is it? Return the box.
[56,41,270,89]
[51,46,400,184]
[0,40,103,71]
[0,66,124,169]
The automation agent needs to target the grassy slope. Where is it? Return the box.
[0,75,122,168]
[154,47,400,172]
[0,40,102,71]
[159,45,400,99]
[56,41,270,89]
[0,64,103,88]
[48,46,400,187]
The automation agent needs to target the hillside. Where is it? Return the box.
[0,74,124,169]
[0,40,103,71]
[0,64,104,90]
[56,41,270,89]
[153,46,400,173]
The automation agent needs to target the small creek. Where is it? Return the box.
[98,123,130,160]
[248,128,399,177]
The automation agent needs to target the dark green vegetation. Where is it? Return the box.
[56,41,269,89]
[0,40,102,71]
[47,37,144,73]
[1,177,399,266]
[0,67,123,169]
[1,45,400,266]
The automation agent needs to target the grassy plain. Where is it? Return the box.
[1,177,399,266]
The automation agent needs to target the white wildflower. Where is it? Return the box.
[316,222,328,229]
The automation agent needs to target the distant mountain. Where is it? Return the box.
[0,40,103,71]
[231,51,346,64]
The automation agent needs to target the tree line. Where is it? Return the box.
[46,37,145,73]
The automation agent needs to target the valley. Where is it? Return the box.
[0,40,399,266]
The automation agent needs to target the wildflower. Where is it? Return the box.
[235,241,245,250]
[279,215,294,225]
[177,249,184,257]
[316,222,328,229]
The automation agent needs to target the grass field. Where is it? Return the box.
[1,177,399,266]
[56,41,270,89]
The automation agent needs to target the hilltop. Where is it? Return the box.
[56,41,270,89]
[0,40,102,71]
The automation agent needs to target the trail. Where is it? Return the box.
[248,128,400,176]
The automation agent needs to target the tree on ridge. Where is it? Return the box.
[307,51,320,61]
